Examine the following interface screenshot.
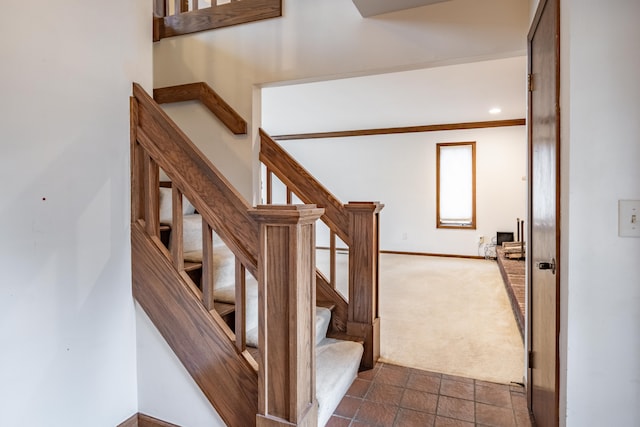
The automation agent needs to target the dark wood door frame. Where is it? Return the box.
[527,0,561,425]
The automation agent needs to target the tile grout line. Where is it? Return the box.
[434,371,442,427]
[473,378,477,426]
[352,363,381,426]
[336,363,530,427]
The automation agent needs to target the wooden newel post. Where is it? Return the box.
[249,204,325,427]
[344,201,384,370]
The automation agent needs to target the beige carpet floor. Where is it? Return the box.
[317,251,524,385]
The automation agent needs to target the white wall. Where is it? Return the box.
[136,306,226,427]
[154,0,528,203]
[560,1,640,425]
[278,127,526,257]
[0,1,152,426]
[262,57,527,256]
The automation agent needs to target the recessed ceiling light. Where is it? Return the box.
[489,107,502,115]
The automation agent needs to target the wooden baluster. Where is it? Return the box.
[143,154,160,238]
[286,187,293,204]
[330,230,336,289]
[345,202,384,370]
[173,0,187,14]
[192,0,199,11]
[265,167,273,205]
[235,258,246,352]
[151,0,167,42]
[249,205,324,427]
[201,219,215,310]
[171,187,184,272]
[153,0,167,17]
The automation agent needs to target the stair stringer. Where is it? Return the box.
[316,273,348,334]
[132,222,258,427]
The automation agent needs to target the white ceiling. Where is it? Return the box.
[352,0,452,17]
[262,56,527,135]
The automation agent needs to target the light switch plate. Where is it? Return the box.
[619,200,640,237]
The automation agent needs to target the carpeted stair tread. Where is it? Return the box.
[316,338,364,426]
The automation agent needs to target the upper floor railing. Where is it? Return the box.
[153,0,282,40]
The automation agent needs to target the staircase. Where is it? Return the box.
[150,82,384,370]
[161,209,364,424]
[130,82,381,426]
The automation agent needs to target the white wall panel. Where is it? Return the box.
[0,0,153,425]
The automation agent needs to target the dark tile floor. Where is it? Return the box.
[329,363,533,427]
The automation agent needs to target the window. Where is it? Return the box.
[436,142,476,229]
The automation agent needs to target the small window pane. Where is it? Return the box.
[437,142,476,229]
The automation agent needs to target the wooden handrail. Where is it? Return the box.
[259,129,351,245]
[260,128,352,297]
[259,128,384,369]
[133,83,259,276]
[153,0,282,40]
[131,83,327,426]
[154,82,247,135]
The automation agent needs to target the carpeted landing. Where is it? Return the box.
[378,253,524,385]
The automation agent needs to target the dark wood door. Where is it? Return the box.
[528,0,560,425]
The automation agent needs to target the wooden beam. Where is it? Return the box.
[380,250,485,260]
[271,118,527,141]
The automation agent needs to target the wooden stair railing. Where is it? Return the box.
[154,82,247,135]
[133,84,258,273]
[259,128,384,369]
[153,0,282,41]
[131,83,321,426]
